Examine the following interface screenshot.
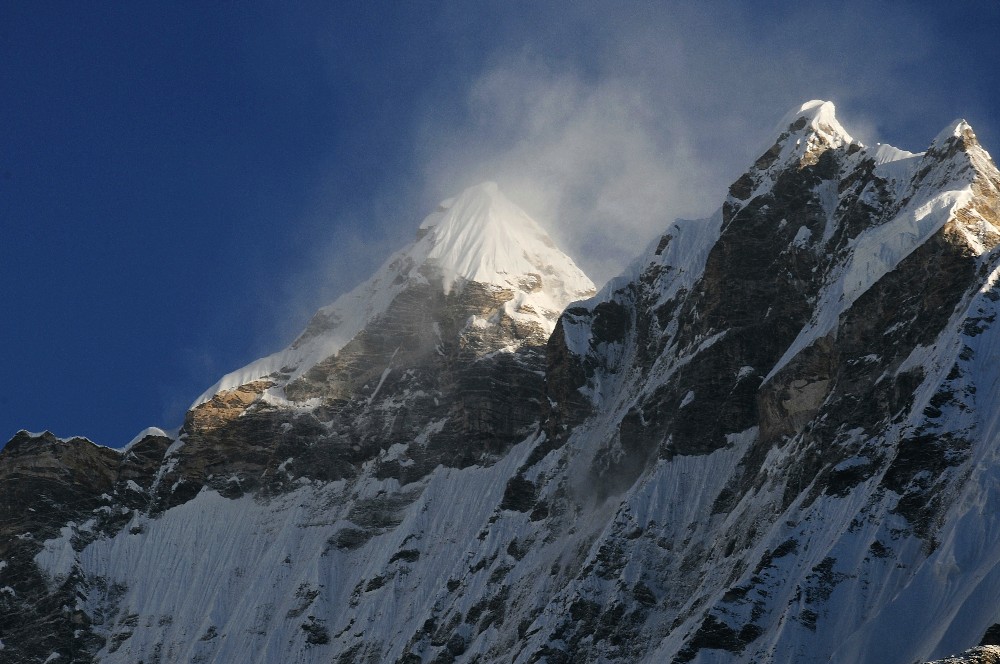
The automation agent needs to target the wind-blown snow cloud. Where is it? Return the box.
[278,0,995,341]
[407,0,957,286]
[418,60,716,284]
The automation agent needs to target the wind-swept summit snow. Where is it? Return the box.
[193,182,595,406]
[728,100,861,210]
[777,99,854,146]
[420,181,591,297]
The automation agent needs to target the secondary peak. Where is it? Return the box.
[777,99,854,145]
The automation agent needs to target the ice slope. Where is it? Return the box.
[647,260,1000,664]
[193,182,594,407]
[36,437,538,663]
[827,268,1000,662]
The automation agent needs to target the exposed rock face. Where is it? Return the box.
[928,646,1000,664]
[4,102,1000,663]
[0,431,170,662]
[515,103,1000,663]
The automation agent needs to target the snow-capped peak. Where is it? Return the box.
[191,182,595,407]
[728,100,860,208]
[931,118,975,149]
[767,99,857,173]
[927,119,1000,175]
[776,99,854,146]
[926,118,1000,187]
[416,181,590,297]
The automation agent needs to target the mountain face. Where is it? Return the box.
[4,101,1000,663]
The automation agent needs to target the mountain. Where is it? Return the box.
[3,101,1000,663]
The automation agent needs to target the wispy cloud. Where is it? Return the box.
[417,58,718,283]
[404,0,946,285]
[267,0,993,345]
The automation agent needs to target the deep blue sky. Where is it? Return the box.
[3,1,999,447]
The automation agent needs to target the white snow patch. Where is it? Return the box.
[791,225,812,248]
[560,310,594,357]
[368,348,399,404]
[259,390,321,411]
[34,524,77,582]
[831,455,871,472]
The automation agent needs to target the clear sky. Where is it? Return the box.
[3,1,1000,447]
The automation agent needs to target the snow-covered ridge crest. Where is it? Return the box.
[192,182,595,407]
[727,100,862,211]
[764,115,1000,382]
[776,99,854,147]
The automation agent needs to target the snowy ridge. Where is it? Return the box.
[729,100,859,213]
[192,182,594,407]
[775,99,855,148]
[767,118,998,382]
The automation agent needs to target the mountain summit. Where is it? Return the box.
[419,181,590,298]
[4,103,1000,664]
[194,181,594,406]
